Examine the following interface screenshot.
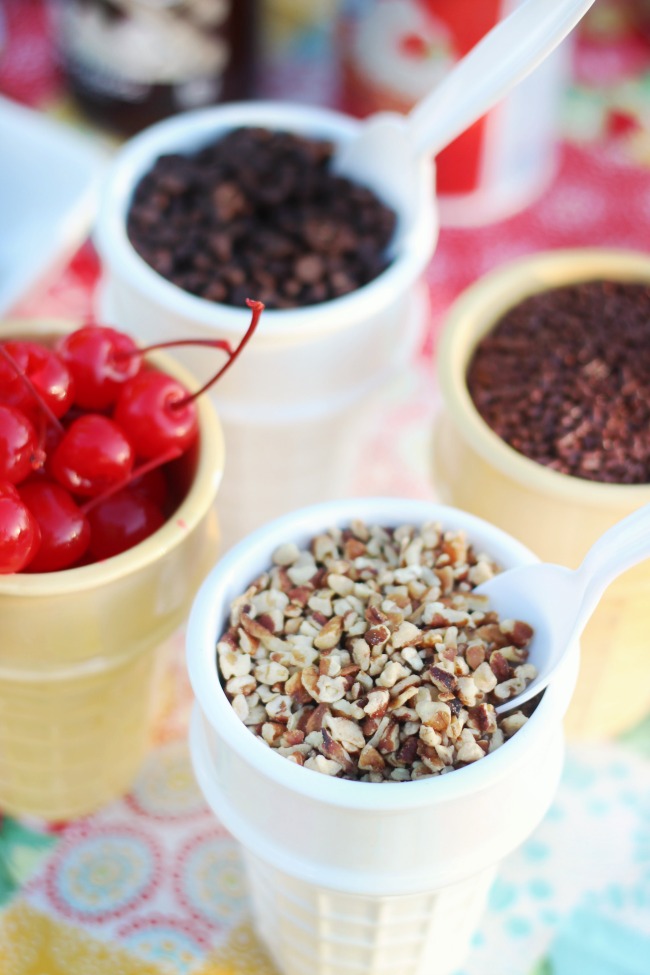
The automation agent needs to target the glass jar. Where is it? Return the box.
[50,0,258,135]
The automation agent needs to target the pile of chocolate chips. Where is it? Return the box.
[466,280,650,484]
[127,127,397,309]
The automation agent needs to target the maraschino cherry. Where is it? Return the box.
[56,324,140,410]
[113,298,263,459]
[18,481,89,573]
[87,490,165,561]
[0,299,264,573]
[0,481,41,574]
[50,414,134,497]
[0,341,74,421]
[0,403,45,484]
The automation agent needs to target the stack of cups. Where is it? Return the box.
[94,103,437,552]
[186,498,579,975]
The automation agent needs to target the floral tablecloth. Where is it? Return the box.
[1,2,649,973]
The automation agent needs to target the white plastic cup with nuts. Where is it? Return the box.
[186,497,579,975]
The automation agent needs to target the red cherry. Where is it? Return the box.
[114,299,264,461]
[0,404,45,484]
[0,340,74,421]
[129,466,169,510]
[56,324,141,411]
[113,370,198,460]
[0,480,41,573]
[33,415,65,478]
[87,489,165,560]
[19,481,90,572]
[50,414,134,497]
[0,482,19,500]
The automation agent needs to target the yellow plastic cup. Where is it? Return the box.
[433,249,650,740]
[0,320,224,819]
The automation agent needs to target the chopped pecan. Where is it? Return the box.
[326,715,366,752]
[490,651,513,682]
[314,615,343,651]
[366,604,389,626]
[465,642,486,671]
[240,613,275,642]
[429,665,458,694]
[395,735,419,765]
[500,619,534,648]
[417,740,445,772]
[320,729,356,773]
[358,743,385,771]
[475,623,509,648]
[467,703,497,735]
[288,586,312,607]
[364,624,391,647]
[363,688,390,718]
[376,719,400,754]
[375,660,410,688]
[305,703,331,734]
[391,621,422,648]
[343,537,367,560]
[315,674,347,703]
[285,670,312,705]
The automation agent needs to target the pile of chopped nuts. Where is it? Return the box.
[217,521,538,781]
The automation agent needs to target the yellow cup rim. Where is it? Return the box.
[0,318,225,596]
[436,247,650,508]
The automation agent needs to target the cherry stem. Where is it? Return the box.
[81,445,183,515]
[97,299,264,410]
[0,346,64,434]
[118,337,234,358]
[111,299,264,409]
[173,299,264,409]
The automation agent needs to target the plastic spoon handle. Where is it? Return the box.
[571,502,650,638]
[407,0,596,158]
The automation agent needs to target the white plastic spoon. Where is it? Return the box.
[335,0,596,231]
[475,503,650,713]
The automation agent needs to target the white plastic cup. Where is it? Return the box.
[186,497,579,975]
[94,102,437,550]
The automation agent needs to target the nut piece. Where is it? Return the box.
[391,621,422,648]
[364,688,390,718]
[358,744,385,771]
[315,674,347,704]
[314,616,343,651]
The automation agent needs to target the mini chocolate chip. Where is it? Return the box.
[467,280,650,485]
[294,254,325,284]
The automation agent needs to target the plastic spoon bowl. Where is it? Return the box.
[335,0,596,242]
[475,502,650,713]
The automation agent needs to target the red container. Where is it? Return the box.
[337,0,571,225]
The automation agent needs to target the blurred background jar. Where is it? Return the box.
[49,0,258,135]
[336,0,572,226]
[257,0,339,104]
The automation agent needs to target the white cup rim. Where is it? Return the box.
[187,496,574,813]
[94,100,437,342]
